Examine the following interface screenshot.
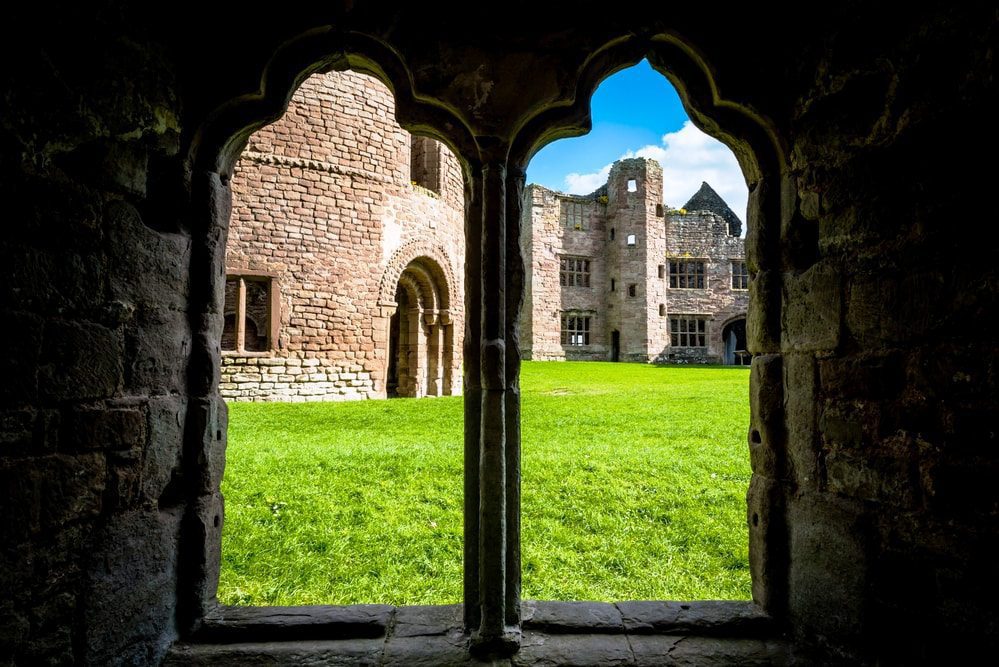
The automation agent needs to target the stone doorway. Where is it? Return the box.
[722,317,748,365]
[386,257,455,398]
[611,329,620,362]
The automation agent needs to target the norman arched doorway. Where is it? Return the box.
[385,256,455,398]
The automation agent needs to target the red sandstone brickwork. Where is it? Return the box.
[223,70,465,401]
[521,157,747,363]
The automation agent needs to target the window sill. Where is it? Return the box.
[221,350,275,358]
[167,601,785,664]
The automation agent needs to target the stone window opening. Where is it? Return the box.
[561,200,587,230]
[610,278,616,292]
[658,263,665,279]
[656,203,664,217]
[628,283,637,297]
[626,233,637,246]
[609,227,615,240]
[222,273,279,354]
[190,38,777,663]
[560,312,591,346]
[410,134,442,194]
[559,256,591,287]
[627,178,638,192]
[668,259,706,288]
[731,260,749,290]
[670,315,708,348]
[659,303,666,317]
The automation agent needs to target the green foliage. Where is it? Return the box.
[219,362,751,606]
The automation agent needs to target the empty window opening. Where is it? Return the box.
[219,68,464,608]
[521,58,751,604]
[731,260,749,290]
[561,200,588,230]
[559,256,591,287]
[410,135,442,194]
[222,274,277,353]
[669,259,706,289]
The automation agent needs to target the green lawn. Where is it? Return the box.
[219,362,751,606]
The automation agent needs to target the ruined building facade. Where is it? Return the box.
[222,70,466,401]
[521,158,748,364]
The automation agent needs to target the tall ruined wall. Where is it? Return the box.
[661,211,748,362]
[520,186,607,360]
[223,70,465,401]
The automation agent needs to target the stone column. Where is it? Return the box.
[468,152,520,656]
[440,309,454,395]
[425,310,442,396]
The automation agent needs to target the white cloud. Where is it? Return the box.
[561,121,748,226]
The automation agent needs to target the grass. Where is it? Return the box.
[219,361,751,606]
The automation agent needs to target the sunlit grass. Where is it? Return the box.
[219,362,750,606]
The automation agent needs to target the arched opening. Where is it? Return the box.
[187,23,786,655]
[387,256,455,398]
[722,317,749,365]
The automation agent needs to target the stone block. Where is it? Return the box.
[40,453,106,531]
[39,321,123,402]
[784,354,819,488]
[0,312,43,403]
[522,600,623,633]
[782,262,841,352]
[82,508,181,666]
[67,404,147,452]
[514,631,632,666]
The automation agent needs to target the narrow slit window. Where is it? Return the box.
[222,274,277,353]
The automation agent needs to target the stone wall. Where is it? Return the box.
[223,71,465,401]
[660,211,749,363]
[520,158,747,363]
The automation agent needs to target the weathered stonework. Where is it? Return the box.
[2,5,996,665]
[521,159,748,363]
[223,71,465,401]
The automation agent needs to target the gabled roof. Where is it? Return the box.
[682,182,742,237]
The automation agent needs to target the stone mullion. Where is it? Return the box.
[463,165,483,631]
[425,314,441,396]
[504,166,525,628]
[471,154,520,655]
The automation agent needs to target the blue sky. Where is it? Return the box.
[526,59,748,223]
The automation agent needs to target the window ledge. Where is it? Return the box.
[168,601,786,664]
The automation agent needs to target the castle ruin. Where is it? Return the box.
[521,159,748,364]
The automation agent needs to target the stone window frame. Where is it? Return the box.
[670,315,708,348]
[189,31,789,659]
[559,255,591,287]
[731,259,749,290]
[410,135,442,194]
[668,258,707,289]
[561,200,587,230]
[560,311,592,346]
[222,270,280,356]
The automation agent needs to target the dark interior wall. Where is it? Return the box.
[0,3,996,665]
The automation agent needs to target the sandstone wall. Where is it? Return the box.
[661,211,749,363]
[223,71,465,401]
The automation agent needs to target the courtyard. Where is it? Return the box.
[219,362,751,606]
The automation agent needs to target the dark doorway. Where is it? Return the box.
[722,318,748,365]
[611,330,620,362]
